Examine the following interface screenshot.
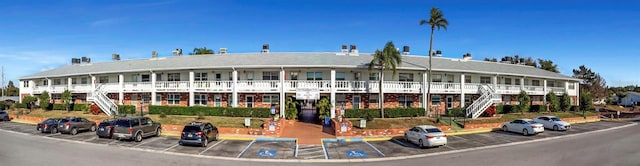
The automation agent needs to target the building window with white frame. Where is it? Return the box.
[515,78,521,85]
[262,72,279,80]
[432,74,442,82]
[548,80,555,87]
[369,73,379,81]
[465,76,471,83]
[23,81,29,88]
[335,94,346,107]
[262,94,279,104]
[431,95,441,106]
[399,73,414,82]
[155,94,162,105]
[306,72,322,80]
[290,72,298,80]
[195,72,208,81]
[480,76,491,84]
[81,77,88,84]
[167,94,180,105]
[141,74,150,82]
[398,95,414,108]
[336,72,345,80]
[504,78,512,85]
[53,79,61,85]
[99,76,109,83]
[168,73,181,81]
[194,94,207,105]
[569,82,575,89]
[369,94,378,104]
[465,96,472,106]
[532,80,541,86]
[214,95,222,107]
[445,74,454,83]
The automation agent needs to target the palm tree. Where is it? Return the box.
[420,7,448,117]
[368,41,402,118]
[190,47,214,55]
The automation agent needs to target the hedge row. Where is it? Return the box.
[344,108,425,118]
[13,103,27,108]
[118,105,136,114]
[51,104,90,111]
[148,105,270,118]
[496,104,581,113]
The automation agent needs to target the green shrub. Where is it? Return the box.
[570,105,580,112]
[447,107,466,117]
[344,108,424,118]
[13,102,27,109]
[0,101,7,110]
[148,105,270,118]
[344,108,381,118]
[529,105,546,112]
[52,104,66,110]
[118,105,136,114]
[73,104,89,111]
[497,105,515,114]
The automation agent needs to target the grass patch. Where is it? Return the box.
[438,116,463,130]
[349,117,447,129]
[463,111,598,124]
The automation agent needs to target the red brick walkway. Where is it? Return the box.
[281,121,335,145]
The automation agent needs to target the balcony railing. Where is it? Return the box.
[101,83,120,93]
[430,82,462,93]
[463,83,481,93]
[71,84,92,93]
[335,81,377,92]
[237,80,280,92]
[495,84,522,94]
[124,82,152,92]
[156,81,189,92]
[383,81,422,93]
[193,81,233,92]
[51,85,67,93]
[548,87,566,95]
[524,85,545,95]
[285,80,331,92]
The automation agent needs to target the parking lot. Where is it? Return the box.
[0,120,631,160]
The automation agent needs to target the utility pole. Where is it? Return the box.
[1,65,5,101]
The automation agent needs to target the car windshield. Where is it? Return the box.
[526,120,539,124]
[44,118,58,123]
[183,126,201,133]
[59,119,69,123]
[99,122,113,127]
[426,128,442,133]
[114,120,131,127]
[551,117,562,121]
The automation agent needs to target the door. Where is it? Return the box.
[246,96,254,108]
[352,95,361,109]
[446,96,453,109]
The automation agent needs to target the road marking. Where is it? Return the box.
[198,140,225,155]
[364,142,385,157]
[321,141,329,160]
[391,139,410,147]
[132,137,161,148]
[163,143,180,152]
[45,133,61,137]
[236,140,256,158]
[304,155,326,159]
[107,140,119,145]
[84,136,97,142]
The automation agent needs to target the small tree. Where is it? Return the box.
[560,92,571,112]
[580,91,594,112]
[61,90,72,112]
[545,91,560,112]
[39,91,51,110]
[285,97,298,120]
[517,91,530,114]
[317,98,332,120]
[22,96,37,110]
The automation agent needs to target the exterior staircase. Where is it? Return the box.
[466,84,502,119]
[296,145,326,159]
[87,84,118,116]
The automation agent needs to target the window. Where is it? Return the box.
[465,96,472,106]
[336,94,346,107]
[168,73,181,81]
[431,95,441,106]
[548,80,555,87]
[193,72,207,81]
[336,72,345,80]
[81,77,88,84]
[99,76,109,83]
[369,73,379,81]
[369,94,378,104]
[515,78,521,85]
[432,74,442,82]
[194,94,207,105]
[23,81,29,88]
[398,95,414,108]
[52,94,61,101]
[168,94,180,105]
[354,72,361,80]
[290,72,298,80]
[263,72,279,80]
[262,95,279,104]
[246,72,254,80]
[307,72,322,80]
[399,73,414,82]
[445,74,454,83]
[142,94,150,104]
[480,76,491,84]
[43,80,48,86]
[465,76,471,83]
[504,78,512,85]
[214,95,222,107]
[532,80,541,86]
[53,79,61,85]
[504,96,511,105]
[142,74,150,82]
[228,96,233,107]
[228,72,233,81]
[157,74,162,81]
[131,75,139,82]
[155,94,161,105]
[569,83,575,89]
[71,78,77,84]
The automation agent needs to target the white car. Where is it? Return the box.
[533,116,571,131]
[502,119,544,136]
[404,125,447,148]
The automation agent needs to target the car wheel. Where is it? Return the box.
[214,133,219,141]
[522,129,528,136]
[3,116,8,121]
[404,134,409,142]
[135,132,143,142]
[90,125,96,132]
[71,128,78,135]
[553,125,558,131]
[51,127,58,134]
[503,126,508,132]
[202,137,208,147]
[419,139,425,149]
[156,128,162,137]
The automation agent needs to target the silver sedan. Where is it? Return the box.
[533,116,571,131]
[502,119,544,136]
[404,125,447,148]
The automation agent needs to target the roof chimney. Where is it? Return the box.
[219,48,228,54]
[349,45,358,54]
[341,44,348,53]
[262,44,270,53]
[81,57,91,63]
[112,54,120,61]
[402,46,410,55]
[462,53,471,60]
[71,58,81,65]
[152,51,158,58]
[172,48,183,56]
[435,50,442,57]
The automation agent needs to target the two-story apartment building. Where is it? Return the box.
[18,49,580,119]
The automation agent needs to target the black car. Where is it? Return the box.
[0,110,10,121]
[96,119,117,138]
[37,118,62,133]
[179,122,218,147]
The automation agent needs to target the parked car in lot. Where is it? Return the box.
[96,119,117,138]
[404,125,447,148]
[502,119,544,136]
[533,116,571,131]
[37,118,62,133]
[112,117,161,142]
[58,117,97,135]
[179,122,218,147]
[0,110,10,121]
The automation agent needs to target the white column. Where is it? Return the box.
[67,77,72,91]
[189,71,195,106]
[47,78,52,92]
[151,72,157,105]
[575,82,580,106]
[423,72,428,113]
[543,79,548,105]
[565,81,570,94]
[279,68,286,118]
[232,70,238,107]
[460,74,465,108]
[492,75,497,90]
[118,74,124,105]
[330,69,336,118]
[91,75,96,90]
[29,80,35,96]
[520,77,525,91]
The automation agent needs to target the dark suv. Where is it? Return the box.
[96,119,117,138]
[58,117,96,135]
[0,110,10,121]
[179,122,218,147]
[112,117,161,142]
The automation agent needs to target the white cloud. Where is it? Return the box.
[89,18,122,27]
[0,50,72,82]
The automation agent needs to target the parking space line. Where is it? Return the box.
[162,143,180,152]
[132,137,161,148]
[391,139,410,147]
[45,133,61,137]
[321,142,329,159]
[236,140,256,158]
[364,141,385,157]
[107,140,119,145]
[198,140,225,155]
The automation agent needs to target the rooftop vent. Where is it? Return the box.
[341,44,348,53]
[262,44,270,53]
[152,51,158,58]
[349,45,358,54]
[402,46,410,55]
[81,57,91,63]
[219,48,228,54]
[431,50,442,57]
[71,58,81,64]
[112,54,120,61]
[172,48,183,56]
[462,53,472,60]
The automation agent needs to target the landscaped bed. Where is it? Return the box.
[462,111,598,124]
[348,117,447,129]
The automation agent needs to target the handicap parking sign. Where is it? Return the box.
[257,149,277,158]
[346,150,368,158]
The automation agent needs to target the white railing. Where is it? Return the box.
[32,86,47,94]
[463,83,481,93]
[89,84,118,116]
[51,85,67,93]
[156,81,190,92]
[71,84,92,93]
[334,81,378,92]
[193,81,233,92]
[101,83,120,93]
[548,87,566,95]
[466,85,502,119]
[383,81,422,93]
[285,80,331,92]
[237,80,280,92]
[524,86,545,95]
[123,82,152,92]
[495,84,522,94]
[429,82,461,93]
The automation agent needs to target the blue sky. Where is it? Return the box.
[1,0,638,87]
